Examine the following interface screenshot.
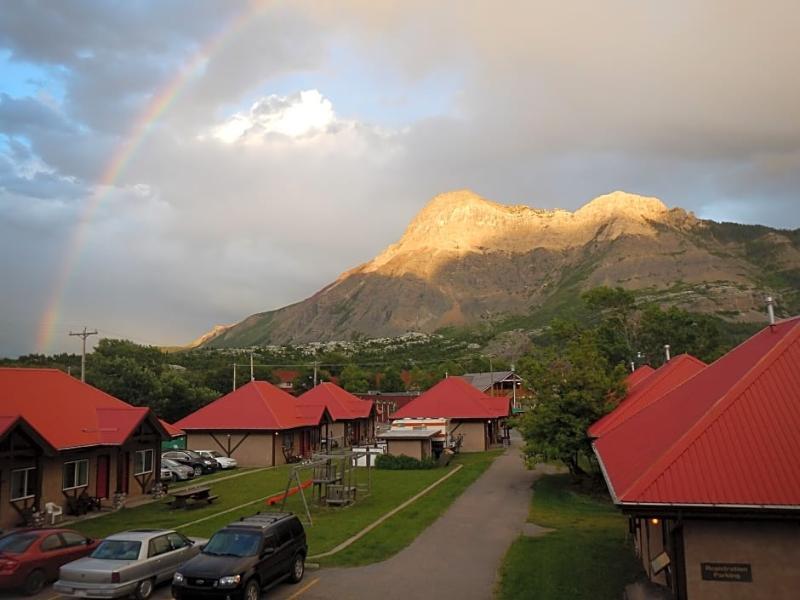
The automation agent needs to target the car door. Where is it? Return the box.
[38,533,68,580]
[166,532,195,571]
[258,534,280,583]
[146,535,174,583]
[58,531,94,565]
[272,523,294,578]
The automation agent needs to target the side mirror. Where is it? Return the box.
[261,547,275,558]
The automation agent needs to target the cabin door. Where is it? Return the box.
[96,455,110,498]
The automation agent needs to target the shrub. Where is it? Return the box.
[375,453,437,470]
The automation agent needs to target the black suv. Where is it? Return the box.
[162,450,218,476]
[172,512,307,600]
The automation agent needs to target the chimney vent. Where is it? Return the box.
[767,296,776,327]
[664,344,671,362]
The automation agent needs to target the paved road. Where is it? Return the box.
[7,438,539,600]
[272,436,540,600]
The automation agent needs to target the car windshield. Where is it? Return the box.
[0,533,38,554]
[203,531,261,557]
[90,540,141,560]
[163,459,181,468]
[184,451,202,459]
[206,451,222,458]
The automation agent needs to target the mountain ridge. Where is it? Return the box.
[192,190,800,349]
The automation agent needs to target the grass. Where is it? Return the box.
[73,452,500,568]
[75,466,293,539]
[497,473,643,600]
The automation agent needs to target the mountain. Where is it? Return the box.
[197,190,800,348]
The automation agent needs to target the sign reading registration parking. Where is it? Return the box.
[701,562,752,582]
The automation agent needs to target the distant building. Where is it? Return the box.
[460,371,527,409]
[391,377,510,452]
[174,381,331,466]
[590,317,800,600]
[356,392,421,424]
[0,368,168,529]
[296,382,375,448]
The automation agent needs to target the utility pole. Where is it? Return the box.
[313,361,318,387]
[489,357,494,397]
[511,363,516,411]
[250,353,255,381]
[69,327,97,382]
[233,363,237,391]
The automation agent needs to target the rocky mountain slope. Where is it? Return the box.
[196,190,800,348]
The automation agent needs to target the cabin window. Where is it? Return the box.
[283,432,293,449]
[134,449,154,475]
[10,467,36,501]
[63,459,89,490]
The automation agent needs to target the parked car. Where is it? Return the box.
[0,528,99,595]
[54,529,206,600]
[172,512,307,600]
[160,465,173,483]
[162,458,195,481]
[195,450,238,470]
[162,450,218,476]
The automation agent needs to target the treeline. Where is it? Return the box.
[2,287,761,429]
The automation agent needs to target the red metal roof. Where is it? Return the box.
[626,365,655,390]
[0,368,166,450]
[297,383,374,421]
[159,419,185,438]
[391,377,511,420]
[593,317,800,508]
[588,355,707,439]
[174,380,328,431]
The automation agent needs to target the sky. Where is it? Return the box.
[1,0,799,357]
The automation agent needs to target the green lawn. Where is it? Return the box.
[73,451,500,568]
[497,474,644,600]
[76,466,292,539]
[170,467,263,490]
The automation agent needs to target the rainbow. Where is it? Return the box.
[36,0,269,353]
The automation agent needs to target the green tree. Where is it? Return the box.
[339,363,370,393]
[378,366,405,392]
[517,330,626,477]
[406,366,437,391]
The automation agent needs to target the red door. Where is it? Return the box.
[96,455,110,498]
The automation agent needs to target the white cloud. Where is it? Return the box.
[211,89,337,143]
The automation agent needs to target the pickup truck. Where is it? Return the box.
[53,529,206,599]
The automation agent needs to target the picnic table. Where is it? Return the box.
[168,485,218,509]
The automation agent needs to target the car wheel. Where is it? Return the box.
[135,577,154,600]
[23,569,46,596]
[289,553,305,583]
[193,465,203,477]
[244,578,260,600]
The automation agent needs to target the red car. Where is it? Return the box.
[0,528,100,595]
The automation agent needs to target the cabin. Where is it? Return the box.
[296,383,375,449]
[0,368,168,529]
[460,371,527,410]
[590,317,800,600]
[174,381,332,467]
[390,377,510,453]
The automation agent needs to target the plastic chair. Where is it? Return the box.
[44,502,63,524]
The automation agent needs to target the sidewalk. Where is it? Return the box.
[277,436,540,600]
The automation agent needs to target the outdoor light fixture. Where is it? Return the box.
[650,518,660,526]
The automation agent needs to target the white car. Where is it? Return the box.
[195,449,238,469]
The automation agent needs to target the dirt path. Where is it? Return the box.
[274,436,543,600]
